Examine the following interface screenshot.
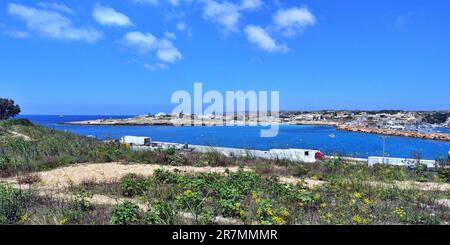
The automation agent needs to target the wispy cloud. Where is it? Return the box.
[131,0,191,7]
[7,3,102,43]
[122,31,182,64]
[273,7,316,37]
[164,31,176,40]
[36,2,73,14]
[131,0,159,5]
[240,0,262,11]
[93,5,133,27]
[144,62,168,70]
[395,14,411,30]
[244,25,287,53]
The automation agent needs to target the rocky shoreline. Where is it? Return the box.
[336,124,450,141]
[64,116,450,141]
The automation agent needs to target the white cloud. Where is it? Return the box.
[131,0,192,6]
[164,31,176,40]
[156,38,182,63]
[244,25,287,53]
[144,63,168,70]
[201,0,240,33]
[395,15,410,30]
[131,0,159,5]
[122,32,158,53]
[176,22,193,37]
[122,31,182,64]
[5,29,29,38]
[273,7,316,37]
[167,0,180,6]
[36,2,73,14]
[200,0,261,33]
[240,0,262,10]
[7,3,101,42]
[176,22,187,31]
[93,5,133,27]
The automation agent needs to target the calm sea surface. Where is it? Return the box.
[20,115,450,160]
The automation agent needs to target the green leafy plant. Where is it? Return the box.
[62,191,93,224]
[145,200,178,225]
[438,167,450,183]
[0,185,29,224]
[119,173,150,197]
[110,201,141,225]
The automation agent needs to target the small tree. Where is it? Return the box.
[0,98,21,120]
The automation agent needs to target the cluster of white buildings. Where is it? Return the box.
[283,111,450,132]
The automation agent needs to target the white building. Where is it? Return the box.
[120,136,151,146]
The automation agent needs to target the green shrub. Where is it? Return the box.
[0,185,29,224]
[164,147,176,156]
[293,164,309,177]
[373,164,406,181]
[62,191,93,224]
[110,201,141,225]
[119,173,150,197]
[145,200,178,225]
[415,163,428,174]
[153,169,178,184]
[205,151,232,166]
[438,167,450,183]
[57,154,77,165]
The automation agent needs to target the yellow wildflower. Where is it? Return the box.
[251,192,258,199]
[184,190,194,197]
[311,175,319,180]
[354,192,362,199]
[19,213,30,223]
[352,215,368,224]
[59,217,68,225]
[272,216,286,225]
[363,198,372,205]
[320,203,328,208]
[256,208,263,216]
[281,209,289,217]
[393,207,406,220]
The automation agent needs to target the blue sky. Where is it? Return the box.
[1,0,449,115]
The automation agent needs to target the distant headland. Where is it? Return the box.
[63,110,450,141]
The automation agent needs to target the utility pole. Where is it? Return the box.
[381,136,388,164]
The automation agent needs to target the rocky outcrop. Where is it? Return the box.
[337,125,450,141]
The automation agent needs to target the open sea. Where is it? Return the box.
[20,115,450,160]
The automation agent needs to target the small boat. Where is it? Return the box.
[328,134,335,138]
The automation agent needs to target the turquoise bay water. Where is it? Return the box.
[21,115,450,160]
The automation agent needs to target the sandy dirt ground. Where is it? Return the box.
[1,162,324,190]
[0,162,448,213]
